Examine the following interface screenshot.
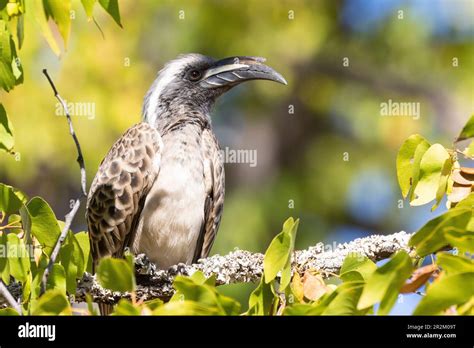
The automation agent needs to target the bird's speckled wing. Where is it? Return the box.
[193,128,225,261]
[86,122,162,267]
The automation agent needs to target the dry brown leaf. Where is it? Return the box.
[447,183,472,203]
[452,168,474,186]
[400,264,438,294]
[302,271,330,301]
[460,166,474,175]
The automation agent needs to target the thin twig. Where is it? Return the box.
[40,69,87,294]
[0,280,22,314]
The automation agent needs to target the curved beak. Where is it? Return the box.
[200,56,287,88]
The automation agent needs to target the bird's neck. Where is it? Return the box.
[143,97,213,134]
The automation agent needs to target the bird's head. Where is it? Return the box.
[142,53,287,125]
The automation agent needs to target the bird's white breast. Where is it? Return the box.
[132,128,206,269]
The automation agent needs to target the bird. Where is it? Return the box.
[85,54,286,312]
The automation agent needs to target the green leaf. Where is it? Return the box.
[96,257,135,293]
[409,208,472,257]
[81,0,96,18]
[0,183,26,214]
[457,115,474,141]
[414,272,474,315]
[444,228,474,252]
[98,0,122,27]
[396,134,430,198]
[171,273,240,315]
[43,0,72,47]
[0,104,14,152]
[357,251,413,314]
[152,300,220,315]
[283,303,315,315]
[0,307,20,315]
[456,193,474,209]
[144,298,163,311]
[432,159,453,211]
[6,233,30,282]
[465,140,474,157]
[112,299,141,315]
[74,231,91,274]
[0,232,10,284]
[85,293,98,315]
[317,281,366,315]
[411,144,450,206]
[46,263,66,293]
[32,0,60,55]
[30,289,71,315]
[436,253,474,274]
[340,253,377,282]
[26,197,61,257]
[264,231,290,283]
[247,277,277,315]
[59,231,84,294]
[263,217,299,289]
[0,20,23,91]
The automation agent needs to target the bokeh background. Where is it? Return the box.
[1,0,473,313]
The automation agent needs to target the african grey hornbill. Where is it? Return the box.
[86,54,287,274]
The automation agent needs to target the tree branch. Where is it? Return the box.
[70,231,412,305]
[40,69,87,294]
[0,280,21,314]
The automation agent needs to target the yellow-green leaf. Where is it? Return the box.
[457,114,474,141]
[436,253,474,274]
[81,0,96,18]
[0,308,20,315]
[357,251,413,314]
[411,144,450,206]
[444,228,474,252]
[247,277,277,315]
[6,233,30,282]
[96,257,135,293]
[340,253,377,282]
[31,289,72,315]
[75,231,91,274]
[0,104,14,152]
[410,208,472,257]
[98,0,122,27]
[396,134,431,198]
[26,197,61,257]
[46,263,66,293]
[32,0,61,55]
[0,20,23,91]
[413,272,474,315]
[0,183,26,214]
[263,217,298,288]
[43,0,72,47]
[432,159,453,211]
[59,231,85,294]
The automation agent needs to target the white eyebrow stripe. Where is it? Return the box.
[143,56,198,124]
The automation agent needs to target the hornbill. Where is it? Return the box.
[86,54,286,312]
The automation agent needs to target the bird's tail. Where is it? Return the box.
[99,303,113,316]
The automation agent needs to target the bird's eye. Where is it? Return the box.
[188,69,202,81]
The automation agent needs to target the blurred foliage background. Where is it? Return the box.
[0,0,473,312]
